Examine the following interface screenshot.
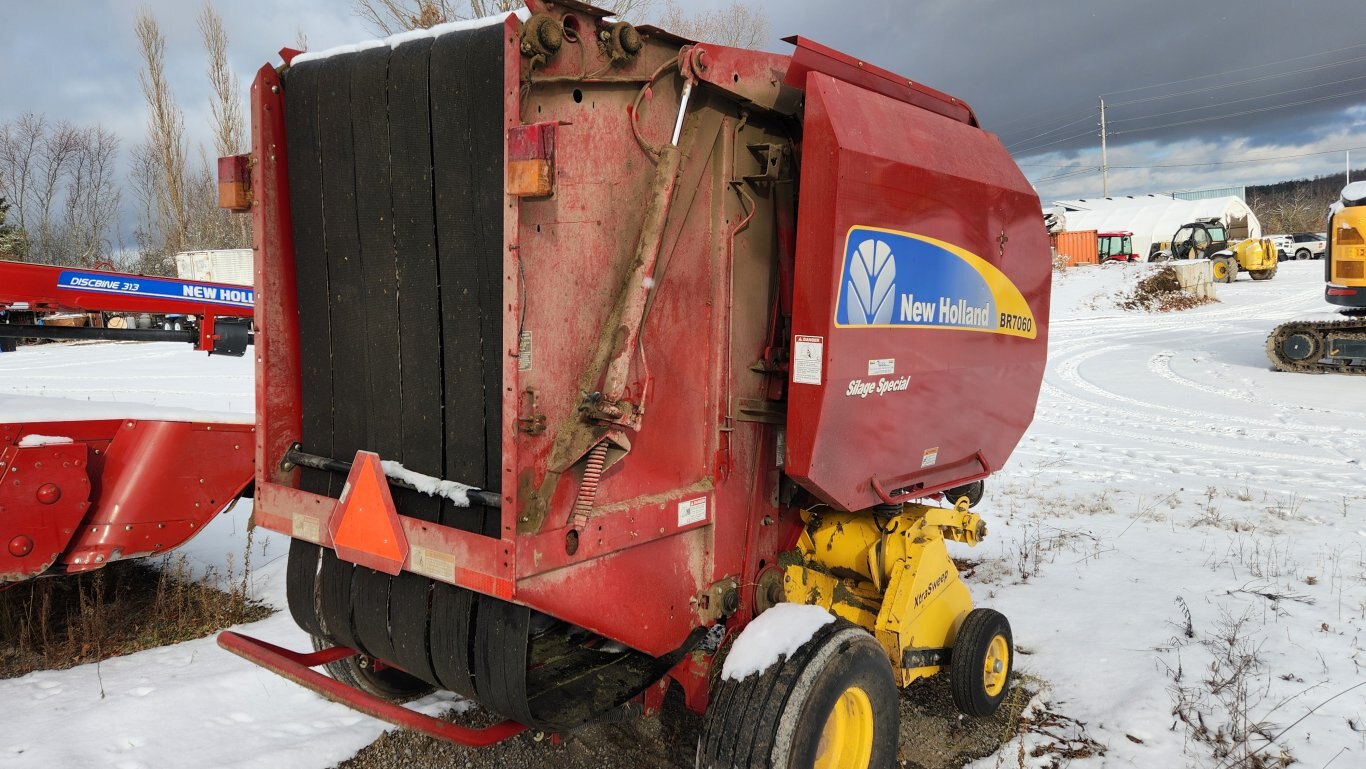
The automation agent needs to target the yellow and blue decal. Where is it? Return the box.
[834,226,1035,339]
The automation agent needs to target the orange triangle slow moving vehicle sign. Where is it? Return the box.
[328,451,409,575]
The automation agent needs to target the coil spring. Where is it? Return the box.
[571,441,609,530]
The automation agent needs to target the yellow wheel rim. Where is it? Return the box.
[1212,260,1228,279]
[814,685,875,769]
[982,634,1010,698]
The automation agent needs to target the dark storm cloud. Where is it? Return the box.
[2,0,1362,238]
[767,0,1366,197]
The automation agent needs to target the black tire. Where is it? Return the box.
[1296,248,1310,261]
[1250,264,1277,281]
[310,634,434,702]
[1224,256,1238,283]
[699,621,897,769]
[943,479,984,508]
[950,608,1013,718]
[1150,252,1173,263]
[0,337,16,353]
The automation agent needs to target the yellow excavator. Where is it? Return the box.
[1266,184,1366,374]
[1152,218,1278,283]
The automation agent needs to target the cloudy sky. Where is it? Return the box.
[3,0,1364,248]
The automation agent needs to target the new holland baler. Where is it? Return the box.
[218,1,1050,765]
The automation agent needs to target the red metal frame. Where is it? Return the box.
[218,632,528,747]
[1,420,255,581]
[0,259,253,353]
[0,258,260,581]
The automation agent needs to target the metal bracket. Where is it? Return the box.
[694,576,739,624]
[517,388,547,434]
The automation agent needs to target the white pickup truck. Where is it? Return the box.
[1269,232,1326,260]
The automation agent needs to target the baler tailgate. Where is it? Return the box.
[786,72,1050,512]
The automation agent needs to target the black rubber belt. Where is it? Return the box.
[388,570,438,685]
[430,26,503,538]
[351,567,398,664]
[318,548,361,650]
[429,582,479,698]
[389,36,445,527]
[343,43,405,668]
[285,539,325,637]
[284,58,333,500]
[473,595,535,725]
[281,57,331,639]
[314,49,366,649]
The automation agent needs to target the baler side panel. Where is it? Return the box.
[787,73,1050,512]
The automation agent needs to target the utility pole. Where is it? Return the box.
[1099,98,1109,197]
[1348,149,1352,185]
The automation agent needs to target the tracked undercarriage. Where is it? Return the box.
[1265,316,1366,374]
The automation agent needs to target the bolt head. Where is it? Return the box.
[8,535,33,557]
[35,483,61,505]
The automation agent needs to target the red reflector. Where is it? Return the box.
[1327,287,1358,296]
[217,154,252,212]
[328,451,408,575]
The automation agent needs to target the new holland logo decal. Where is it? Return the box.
[835,226,1036,338]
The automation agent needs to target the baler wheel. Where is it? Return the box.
[949,608,1013,717]
[697,621,896,769]
[309,635,434,702]
[943,479,984,508]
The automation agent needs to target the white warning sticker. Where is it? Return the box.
[921,446,940,468]
[292,512,321,542]
[868,358,895,376]
[793,335,824,385]
[677,497,708,527]
[518,330,533,371]
[410,545,457,582]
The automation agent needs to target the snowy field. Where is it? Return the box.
[1,259,1362,768]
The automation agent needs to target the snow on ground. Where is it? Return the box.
[967,259,1366,768]
[0,341,253,422]
[0,342,461,769]
[2,260,1363,768]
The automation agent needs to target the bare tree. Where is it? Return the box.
[0,117,123,266]
[136,7,190,261]
[659,1,768,48]
[199,1,251,249]
[353,0,656,35]
[0,196,26,260]
[31,121,82,262]
[61,126,122,267]
[0,114,46,238]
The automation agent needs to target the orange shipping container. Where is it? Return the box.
[1050,230,1098,266]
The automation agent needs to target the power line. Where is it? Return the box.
[1028,167,1100,183]
[1004,110,1098,151]
[1101,42,1366,97]
[992,106,1097,140]
[1108,143,1366,170]
[1108,72,1366,124]
[1106,53,1366,108]
[1111,85,1366,136]
[1009,125,1103,155]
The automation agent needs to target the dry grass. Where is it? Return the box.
[1120,267,1217,312]
[0,545,271,679]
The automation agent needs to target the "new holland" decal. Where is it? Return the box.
[58,270,254,309]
